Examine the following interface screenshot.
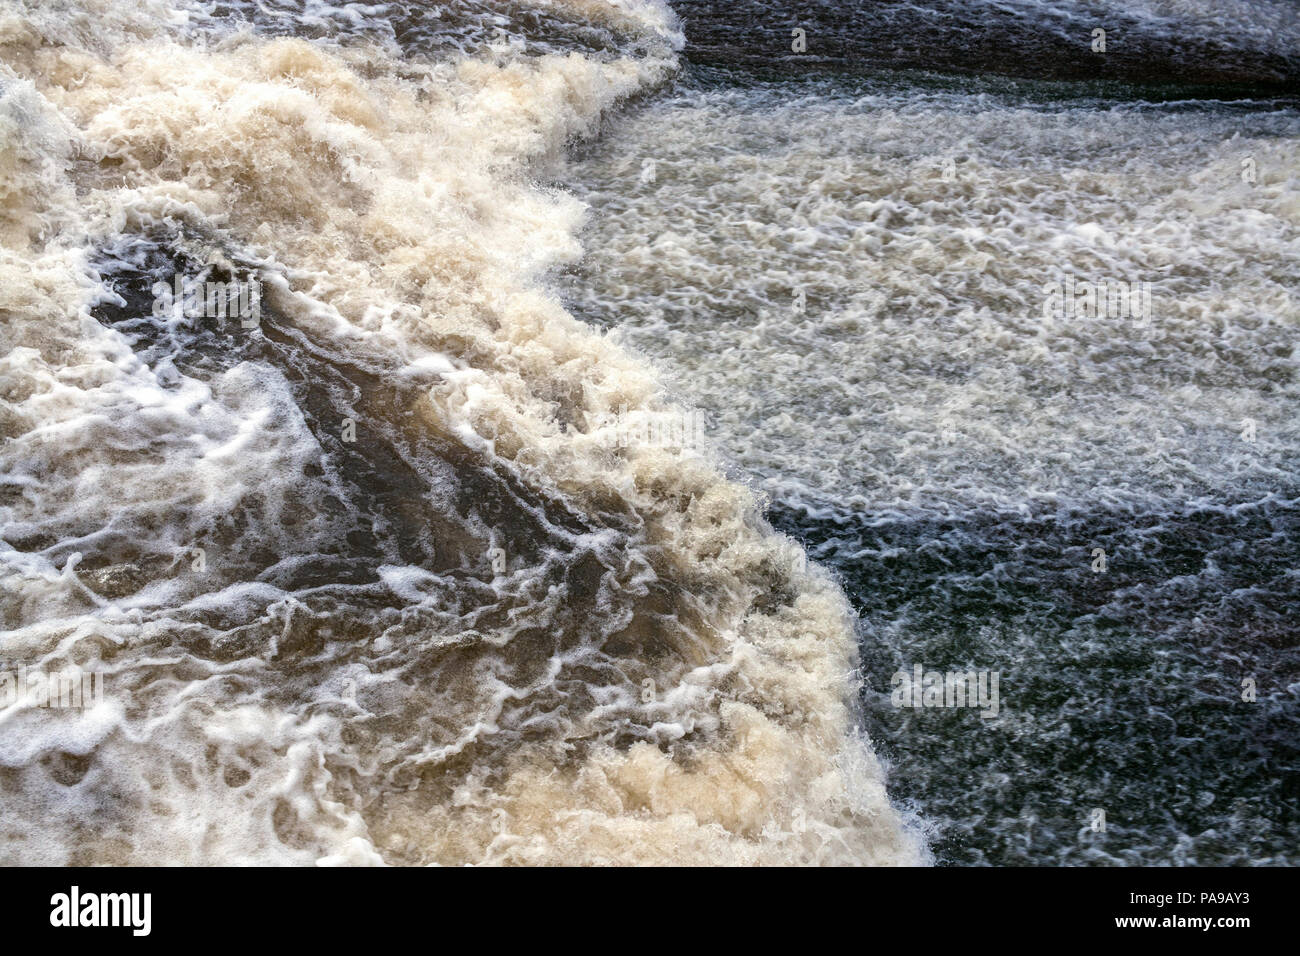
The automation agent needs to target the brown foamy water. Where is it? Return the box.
[0,0,925,865]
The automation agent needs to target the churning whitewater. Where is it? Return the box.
[0,0,926,865]
[557,1,1300,866]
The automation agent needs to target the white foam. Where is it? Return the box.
[0,0,923,865]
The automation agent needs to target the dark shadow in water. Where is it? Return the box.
[769,496,1300,864]
[672,0,1300,100]
[199,0,656,61]
[85,230,626,600]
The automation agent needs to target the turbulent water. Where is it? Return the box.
[557,2,1300,864]
[0,0,1296,867]
[0,0,926,866]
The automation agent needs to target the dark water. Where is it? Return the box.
[199,0,650,58]
[671,0,1300,95]
[769,497,1300,864]
[556,0,1300,864]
